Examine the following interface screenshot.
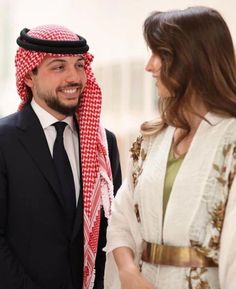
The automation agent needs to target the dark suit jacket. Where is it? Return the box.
[0,104,121,289]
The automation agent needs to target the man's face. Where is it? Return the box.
[25,55,87,119]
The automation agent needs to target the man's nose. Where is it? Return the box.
[65,67,80,82]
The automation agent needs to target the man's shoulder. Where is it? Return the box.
[0,104,34,131]
[0,111,19,129]
[0,112,22,147]
[105,129,118,148]
[105,128,116,138]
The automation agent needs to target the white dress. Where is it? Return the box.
[104,112,236,289]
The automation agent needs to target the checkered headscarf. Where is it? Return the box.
[15,25,113,289]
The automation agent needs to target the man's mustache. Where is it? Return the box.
[58,83,84,90]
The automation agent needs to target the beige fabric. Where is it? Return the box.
[105,112,236,289]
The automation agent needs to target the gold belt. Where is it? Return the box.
[141,241,218,267]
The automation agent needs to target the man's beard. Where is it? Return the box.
[36,82,83,116]
[44,96,80,116]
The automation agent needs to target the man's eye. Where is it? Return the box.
[52,65,64,70]
[77,63,85,69]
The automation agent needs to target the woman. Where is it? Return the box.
[104,6,236,289]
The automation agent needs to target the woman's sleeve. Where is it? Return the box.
[105,179,140,254]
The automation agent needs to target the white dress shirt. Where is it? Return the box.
[31,99,80,204]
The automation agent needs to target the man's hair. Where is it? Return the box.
[142,6,236,135]
[25,67,38,100]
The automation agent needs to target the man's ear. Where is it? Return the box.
[24,72,34,88]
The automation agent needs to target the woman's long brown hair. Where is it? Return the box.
[142,6,236,140]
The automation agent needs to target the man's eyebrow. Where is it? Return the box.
[77,56,85,61]
[46,56,85,66]
[46,59,66,66]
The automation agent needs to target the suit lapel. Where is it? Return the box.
[16,104,65,209]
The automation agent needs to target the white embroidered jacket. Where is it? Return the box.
[104,113,236,289]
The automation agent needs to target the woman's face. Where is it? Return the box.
[145,53,171,98]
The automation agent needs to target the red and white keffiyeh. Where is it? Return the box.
[15,25,113,289]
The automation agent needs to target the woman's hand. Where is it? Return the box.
[113,247,155,289]
[119,264,155,289]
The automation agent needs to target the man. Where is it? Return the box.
[0,25,121,289]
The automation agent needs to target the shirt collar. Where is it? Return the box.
[31,98,75,132]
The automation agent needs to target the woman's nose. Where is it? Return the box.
[145,58,153,72]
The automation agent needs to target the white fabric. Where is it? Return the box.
[105,112,236,289]
[99,125,114,219]
[31,99,80,204]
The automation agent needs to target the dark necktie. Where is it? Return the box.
[53,122,76,229]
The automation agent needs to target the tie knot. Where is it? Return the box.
[53,122,67,137]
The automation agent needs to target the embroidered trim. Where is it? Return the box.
[208,143,236,253]
[186,268,210,289]
[187,142,236,288]
[130,136,147,187]
[134,203,141,223]
[228,145,236,190]
[130,136,143,162]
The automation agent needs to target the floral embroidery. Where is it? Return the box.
[134,204,141,223]
[190,240,210,257]
[208,143,236,252]
[132,167,143,188]
[186,242,212,288]
[223,143,232,157]
[228,146,236,190]
[210,202,225,233]
[186,268,210,289]
[130,136,147,187]
[196,281,211,289]
[187,143,236,288]
[130,136,143,162]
